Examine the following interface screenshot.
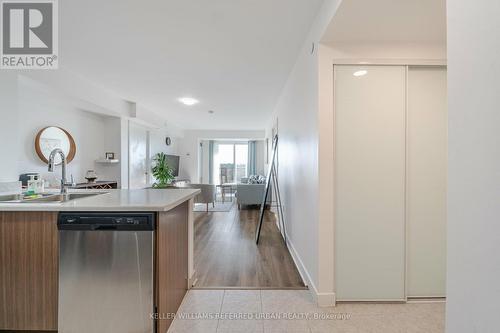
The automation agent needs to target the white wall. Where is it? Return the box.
[178,130,265,182]
[0,73,20,182]
[322,41,446,63]
[119,118,129,189]
[149,128,180,158]
[446,1,500,332]
[200,140,210,183]
[255,140,265,175]
[22,70,135,119]
[16,79,122,186]
[268,0,343,306]
[0,73,185,189]
[101,117,124,187]
[148,127,181,184]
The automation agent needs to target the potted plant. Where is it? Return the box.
[151,152,174,188]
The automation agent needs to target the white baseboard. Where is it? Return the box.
[284,234,336,307]
[316,291,336,307]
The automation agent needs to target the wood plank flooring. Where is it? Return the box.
[193,204,305,288]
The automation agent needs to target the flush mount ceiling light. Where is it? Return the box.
[178,97,199,106]
[353,70,368,77]
[208,110,215,114]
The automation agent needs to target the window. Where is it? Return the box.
[213,142,249,185]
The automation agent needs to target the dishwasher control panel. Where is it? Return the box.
[58,212,156,231]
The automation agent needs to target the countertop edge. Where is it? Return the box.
[0,189,201,212]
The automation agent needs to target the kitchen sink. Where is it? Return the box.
[0,192,105,203]
[0,194,24,202]
[0,193,55,203]
[23,193,105,203]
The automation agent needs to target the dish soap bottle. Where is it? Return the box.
[26,175,38,195]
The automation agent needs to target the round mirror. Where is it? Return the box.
[35,126,76,165]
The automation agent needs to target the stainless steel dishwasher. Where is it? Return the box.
[58,212,155,333]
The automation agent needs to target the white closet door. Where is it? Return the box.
[334,65,406,301]
[129,122,150,189]
[407,66,447,297]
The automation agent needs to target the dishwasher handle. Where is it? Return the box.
[90,224,118,231]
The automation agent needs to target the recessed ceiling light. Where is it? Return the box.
[353,70,368,77]
[178,97,199,106]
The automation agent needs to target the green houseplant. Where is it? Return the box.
[151,152,174,188]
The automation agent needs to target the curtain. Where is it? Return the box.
[208,140,214,184]
[248,141,257,176]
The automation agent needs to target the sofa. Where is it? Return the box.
[236,183,272,209]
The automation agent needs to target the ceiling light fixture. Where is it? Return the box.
[208,110,215,114]
[178,97,199,106]
[353,70,368,77]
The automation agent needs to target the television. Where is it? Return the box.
[166,154,180,177]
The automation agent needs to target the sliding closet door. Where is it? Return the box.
[334,65,406,301]
[407,66,447,297]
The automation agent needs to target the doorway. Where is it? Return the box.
[192,138,305,289]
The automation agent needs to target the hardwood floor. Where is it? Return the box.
[193,203,305,288]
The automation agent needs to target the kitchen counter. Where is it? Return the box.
[0,188,200,212]
[0,188,200,332]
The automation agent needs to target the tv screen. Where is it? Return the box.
[166,154,180,177]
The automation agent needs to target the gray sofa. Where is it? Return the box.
[236,183,272,209]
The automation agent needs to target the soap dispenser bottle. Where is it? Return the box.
[27,175,37,195]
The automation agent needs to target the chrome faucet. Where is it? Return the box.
[48,148,75,194]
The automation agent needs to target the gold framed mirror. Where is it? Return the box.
[35,126,76,165]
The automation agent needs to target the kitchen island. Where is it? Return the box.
[0,188,200,333]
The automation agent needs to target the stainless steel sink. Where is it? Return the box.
[23,193,104,203]
[0,194,24,202]
[0,192,105,203]
[0,193,55,203]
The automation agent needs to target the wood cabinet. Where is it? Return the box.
[156,202,189,333]
[0,211,58,331]
[0,204,189,332]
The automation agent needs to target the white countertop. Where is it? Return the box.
[0,188,200,212]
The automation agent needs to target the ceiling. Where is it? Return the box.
[322,0,446,44]
[59,0,323,130]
